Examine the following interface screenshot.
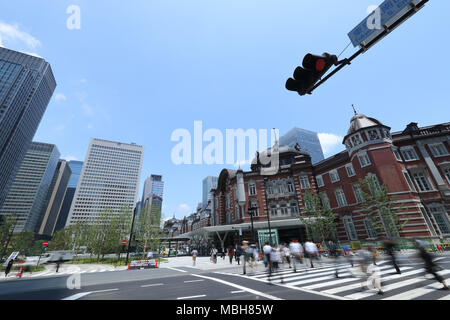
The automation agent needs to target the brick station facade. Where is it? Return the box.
[208,114,450,245]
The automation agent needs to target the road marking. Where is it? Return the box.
[184,279,204,283]
[196,273,283,300]
[438,293,450,300]
[141,283,164,288]
[62,292,92,300]
[90,288,119,294]
[167,267,188,273]
[177,294,206,300]
[231,290,246,294]
[383,274,450,300]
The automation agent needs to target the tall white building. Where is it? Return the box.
[66,139,144,225]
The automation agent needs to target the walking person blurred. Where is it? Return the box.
[304,241,318,268]
[227,246,234,264]
[4,259,13,277]
[328,240,340,278]
[283,243,291,268]
[353,247,383,295]
[211,247,218,264]
[248,244,259,274]
[415,240,449,290]
[235,244,242,265]
[242,241,250,275]
[289,240,303,273]
[384,238,401,274]
[268,244,284,284]
[191,249,198,266]
[262,242,272,271]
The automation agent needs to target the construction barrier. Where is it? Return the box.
[16,266,23,278]
[127,259,159,270]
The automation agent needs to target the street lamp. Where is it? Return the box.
[125,206,138,265]
[247,200,256,243]
[263,177,273,246]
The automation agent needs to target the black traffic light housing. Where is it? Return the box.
[286,52,339,96]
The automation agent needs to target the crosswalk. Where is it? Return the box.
[28,267,113,278]
[218,260,450,300]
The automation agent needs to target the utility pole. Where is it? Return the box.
[125,207,137,265]
[263,177,273,246]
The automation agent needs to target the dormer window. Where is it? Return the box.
[367,129,379,141]
[351,134,362,146]
[383,128,391,139]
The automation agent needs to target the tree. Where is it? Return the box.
[297,190,338,243]
[135,204,163,259]
[0,215,17,259]
[50,228,72,251]
[190,228,213,255]
[10,230,34,256]
[357,175,408,239]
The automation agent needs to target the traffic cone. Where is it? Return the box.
[16,266,23,278]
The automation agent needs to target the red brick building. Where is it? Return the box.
[206,113,450,247]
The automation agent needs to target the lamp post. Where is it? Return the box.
[263,177,273,245]
[248,200,256,243]
[125,206,138,265]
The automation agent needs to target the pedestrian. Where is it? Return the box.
[289,240,303,273]
[56,257,63,273]
[211,247,218,264]
[304,240,318,268]
[147,250,153,259]
[221,247,226,259]
[328,240,339,278]
[384,238,401,274]
[268,244,284,284]
[262,242,272,270]
[191,249,198,266]
[250,244,259,274]
[227,246,234,264]
[242,241,249,275]
[283,243,291,268]
[352,247,383,295]
[415,239,449,290]
[4,259,13,277]
[235,244,242,265]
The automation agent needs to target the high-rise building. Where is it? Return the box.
[54,160,83,232]
[0,142,60,233]
[38,160,72,237]
[141,174,164,226]
[202,176,218,209]
[66,139,144,226]
[279,128,324,164]
[0,48,56,208]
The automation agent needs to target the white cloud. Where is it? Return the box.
[0,22,41,49]
[63,156,78,162]
[318,133,344,157]
[178,204,191,213]
[54,93,67,102]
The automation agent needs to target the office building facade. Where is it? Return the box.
[202,176,218,209]
[0,48,56,208]
[0,142,60,232]
[66,139,144,225]
[141,174,164,226]
[279,128,324,164]
[38,160,72,237]
[55,160,83,232]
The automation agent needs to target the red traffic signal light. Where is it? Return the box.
[286,52,338,96]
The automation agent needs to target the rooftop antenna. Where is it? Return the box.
[352,104,358,115]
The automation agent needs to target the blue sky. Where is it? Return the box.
[1,0,448,220]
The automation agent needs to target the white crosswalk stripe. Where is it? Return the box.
[225,258,450,300]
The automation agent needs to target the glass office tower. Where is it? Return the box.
[279,128,325,164]
[202,176,218,209]
[0,142,60,232]
[54,160,83,232]
[0,48,56,208]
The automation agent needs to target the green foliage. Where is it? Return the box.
[0,215,17,259]
[358,176,408,239]
[134,204,163,259]
[298,190,337,243]
[10,230,34,256]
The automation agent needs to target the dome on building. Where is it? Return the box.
[347,113,384,135]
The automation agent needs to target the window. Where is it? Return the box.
[269,204,277,216]
[316,175,324,187]
[335,188,347,207]
[287,181,295,193]
[235,205,240,220]
[248,183,256,196]
[358,153,371,168]
[290,202,299,215]
[343,216,358,240]
[428,206,450,234]
[346,164,356,177]
[401,147,419,161]
[280,203,289,215]
[429,143,449,157]
[299,176,310,189]
[444,168,450,185]
[392,148,402,161]
[403,170,416,192]
[367,129,379,141]
[412,171,433,192]
[329,170,340,183]
[383,128,391,139]
[267,184,274,195]
[250,201,259,216]
[352,183,364,203]
[366,173,381,194]
[351,134,362,146]
[364,218,378,238]
[319,192,330,209]
[278,184,284,194]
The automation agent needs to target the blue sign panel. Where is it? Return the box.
[348,0,417,47]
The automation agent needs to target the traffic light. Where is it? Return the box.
[286,52,338,96]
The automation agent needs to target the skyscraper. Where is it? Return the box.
[38,160,72,237]
[279,128,324,164]
[66,139,144,226]
[0,142,60,232]
[0,48,56,208]
[55,160,83,232]
[202,176,218,209]
[141,174,164,226]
